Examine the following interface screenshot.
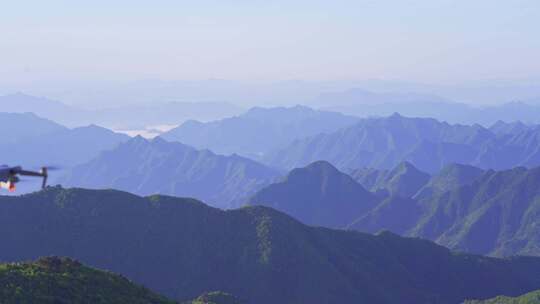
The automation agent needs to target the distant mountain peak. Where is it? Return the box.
[303,160,339,171]
[1,92,70,107]
[7,92,44,100]
[393,161,416,171]
[74,124,122,134]
[390,161,429,178]
[180,119,204,127]
[118,135,154,150]
[287,160,347,183]
[132,134,147,140]
[250,161,377,228]
[413,163,484,200]
[151,136,168,144]
[244,105,316,119]
[490,120,507,128]
[350,161,430,198]
[489,120,531,136]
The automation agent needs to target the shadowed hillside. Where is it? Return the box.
[0,187,539,304]
[250,161,540,257]
[248,161,378,228]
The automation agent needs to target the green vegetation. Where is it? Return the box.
[409,165,540,256]
[257,160,540,257]
[186,292,243,304]
[464,290,540,304]
[0,256,174,304]
[1,186,540,304]
[354,164,540,256]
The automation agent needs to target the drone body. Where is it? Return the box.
[0,165,49,192]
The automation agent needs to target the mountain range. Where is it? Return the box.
[318,88,540,126]
[15,78,540,108]
[61,136,280,208]
[7,87,540,130]
[0,93,82,126]
[249,161,540,257]
[0,93,243,130]
[161,105,359,160]
[0,112,128,168]
[88,101,244,131]
[267,113,540,173]
[1,186,540,304]
[352,164,540,257]
[1,112,66,144]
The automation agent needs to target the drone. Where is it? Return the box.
[0,165,54,192]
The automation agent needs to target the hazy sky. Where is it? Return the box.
[1,0,539,85]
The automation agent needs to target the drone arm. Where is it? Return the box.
[10,167,51,190]
[17,170,45,177]
[18,169,48,189]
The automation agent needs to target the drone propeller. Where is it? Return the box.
[33,166,62,172]
[44,166,61,170]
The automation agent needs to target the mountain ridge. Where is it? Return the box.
[251,161,540,257]
[0,112,129,173]
[161,105,359,160]
[267,113,540,173]
[2,186,540,303]
[61,136,280,208]
[350,161,431,198]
